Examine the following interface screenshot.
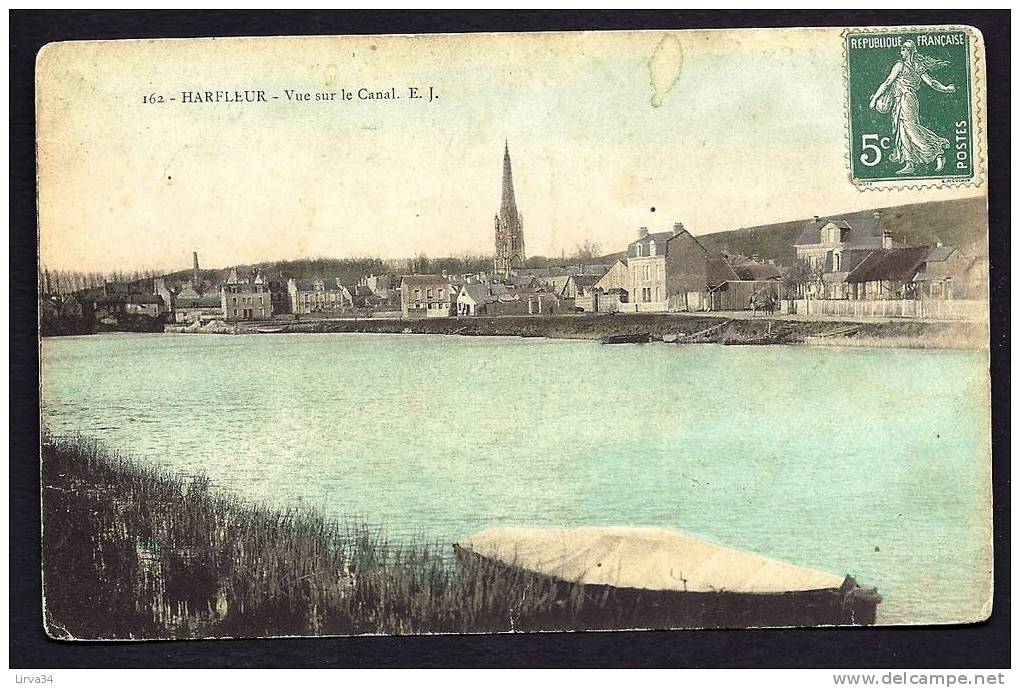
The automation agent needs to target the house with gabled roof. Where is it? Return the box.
[794,211,917,299]
[795,212,898,268]
[456,282,514,316]
[560,275,598,299]
[606,222,788,312]
[844,246,934,300]
[841,243,975,301]
[911,245,975,299]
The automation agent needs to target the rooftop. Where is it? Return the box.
[845,247,934,284]
[795,213,885,248]
[400,274,451,287]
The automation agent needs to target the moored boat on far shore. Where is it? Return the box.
[601,333,652,345]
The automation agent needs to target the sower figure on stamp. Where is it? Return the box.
[869,40,957,175]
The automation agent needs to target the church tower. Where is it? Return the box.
[494,141,525,277]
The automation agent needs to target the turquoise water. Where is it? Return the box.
[40,332,992,625]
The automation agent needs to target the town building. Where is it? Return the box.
[843,245,975,301]
[221,268,273,321]
[267,279,291,315]
[493,142,525,278]
[912,245,977,299]
[626,226,671,311]
[347,284,382,310]
[662,223,715,311]
[709,255,785,310]
[514,288,566,315]
[560,275,599,312]
[794,212,899,271]
[120,294,164,318]
[606,222,786,313]
[620,226,685,311]
[172,277,221,323]
[58,294,83,320]
[153,278,176,315]
[288,278,353,315]
[519,264,610,279]
[175,293,222,324]
[362,273,397,296]
[399,274,455,317]
[456,283,513,316]
[794,212,908,298]
[593,260,629,292]
[559,275,597,299]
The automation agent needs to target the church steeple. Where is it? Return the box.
[494,141,525,277]
[500,140,519,227]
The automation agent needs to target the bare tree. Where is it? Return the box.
[571,239,602,263]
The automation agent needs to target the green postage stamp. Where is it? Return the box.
[845,27,981,188]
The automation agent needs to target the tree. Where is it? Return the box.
[571,239,602,263]
[781,260,817,298]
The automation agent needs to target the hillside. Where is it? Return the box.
[694,196,988,265]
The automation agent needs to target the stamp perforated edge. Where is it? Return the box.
[842,25,986,192]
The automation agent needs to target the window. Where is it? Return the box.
[655,287,660,302]
[643,265,651,281]
[636,244,643,257]
[642,287,651,302]
[414,288,421,300]
[233,308,237,317]
[427,288,434,299]
[648,242,656,256]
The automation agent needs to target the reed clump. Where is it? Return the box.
[41,437,602,639]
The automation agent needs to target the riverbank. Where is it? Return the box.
[41,437,604,639]
[214,313,987,350]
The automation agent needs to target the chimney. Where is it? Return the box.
[192,251,200,285]
[813,215,821,223]
[934,236,943,247]
[638,226,649,239]
[672,222,685,236]
[882,229,894,250]
[751,253,763,263]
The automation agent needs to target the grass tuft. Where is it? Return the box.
[41,436,603,639]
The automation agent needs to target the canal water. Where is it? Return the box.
[40,332,992,625]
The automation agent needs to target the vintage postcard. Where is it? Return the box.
[36,26,991,640]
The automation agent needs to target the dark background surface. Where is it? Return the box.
[10,10,1010,668]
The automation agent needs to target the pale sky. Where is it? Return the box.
[37,29,986,273]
